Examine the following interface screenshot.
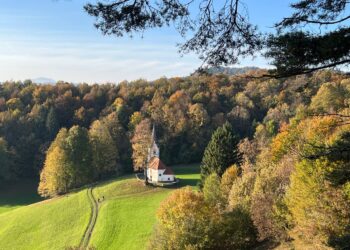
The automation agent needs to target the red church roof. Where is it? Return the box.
[149,157,174,175]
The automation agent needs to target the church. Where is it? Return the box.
[146,126,176,184]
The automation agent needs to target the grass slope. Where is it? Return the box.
[0,164,200,250]
[0,190,91,250]
[89,164,200,250]
[0,179,43,214]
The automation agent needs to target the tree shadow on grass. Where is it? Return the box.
[0,179,43,212]
[176,178,199,188]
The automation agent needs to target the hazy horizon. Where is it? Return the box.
[0,0,290,83]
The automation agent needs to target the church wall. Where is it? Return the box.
[147,168,175,182]
[160,174,175,182]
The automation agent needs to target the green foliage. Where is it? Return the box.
[152,170,257,250]
[65,126,94,186]
[228,171,255,211]
[89,120,119,178]
[200,122,240,185]
[212,208,257,250]
[38,126,94,197]
[102,111,132,172]
[0,71,344,180]
[203,173,224,207]
[286,158,350,247]
[310,82,348,113]
[46,107,59,140]
[2,71,350,249]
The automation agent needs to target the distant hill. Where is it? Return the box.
[206,66,261,75]
[31,77,56,84]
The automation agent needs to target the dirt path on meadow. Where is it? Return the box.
[80,187,98,249]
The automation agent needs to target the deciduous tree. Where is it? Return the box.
[89,120,119,178]
[131,118,152,171]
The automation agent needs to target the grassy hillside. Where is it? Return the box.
[90,164,200,249]
[0,189,91,250]
[0,180,43,214]
[0,164,200,250]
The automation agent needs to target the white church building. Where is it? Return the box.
[146,126,176,183]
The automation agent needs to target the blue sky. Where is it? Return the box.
[0,0,292,83]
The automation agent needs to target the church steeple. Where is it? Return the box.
[151,124,156,144]
[148,124,159,162]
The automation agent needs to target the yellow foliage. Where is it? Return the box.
[38,138,70,197]
[156,187,217,249]
[286,159,350,246]
[220,165,239,198]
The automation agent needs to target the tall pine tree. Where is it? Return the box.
[200,122,240,185]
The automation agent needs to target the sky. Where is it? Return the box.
[0,0,292,83]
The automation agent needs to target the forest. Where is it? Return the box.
[0,69,350,248]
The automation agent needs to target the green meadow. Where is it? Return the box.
[0,179,43,214]
[0,164,200,250]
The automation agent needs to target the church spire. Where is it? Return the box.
[151,124,156,143]
[148,124,160,162]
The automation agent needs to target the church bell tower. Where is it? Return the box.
[148,124,159,162]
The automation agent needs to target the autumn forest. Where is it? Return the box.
[0,68,349,248]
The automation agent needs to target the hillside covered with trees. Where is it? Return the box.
[0,69,335,182]
[1,69,350,248]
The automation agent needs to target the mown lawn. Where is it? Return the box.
[0,189,91,250]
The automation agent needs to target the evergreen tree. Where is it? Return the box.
[45,107,59,140]
[89,120,119,178]
[200,122,240,185]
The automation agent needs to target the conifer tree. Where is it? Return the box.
[200,122,240,185]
